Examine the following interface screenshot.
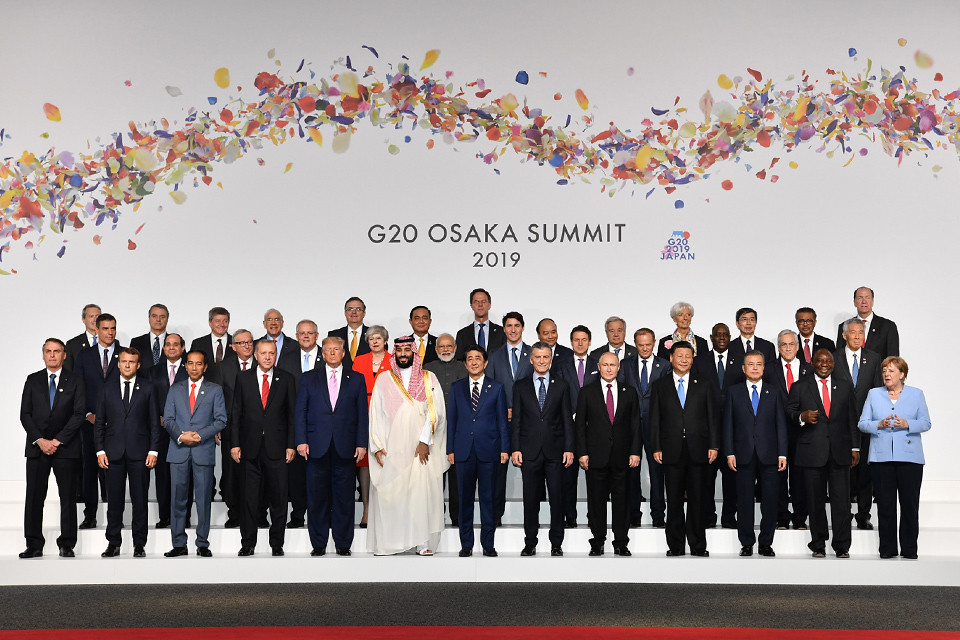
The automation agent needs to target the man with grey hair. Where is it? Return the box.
[261,309,298,366]
[835,287,899,360]
[424,333,467,525]
[590,316,637,363]
[65,303,101,371]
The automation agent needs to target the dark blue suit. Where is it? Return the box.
[295,365,368,551]
[94,377,161,548]
[446,376,508,551]
[556,354,598,522]
[620,354,669,522]
[73,343,122,520]
[486,342,533,520]
[723,381,788,548]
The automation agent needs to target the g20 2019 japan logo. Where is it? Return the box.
[661,231,694,261]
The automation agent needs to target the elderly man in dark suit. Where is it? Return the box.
[261,308,299,367]
[577,352,642,556]
[64,303,100,371]
[511,342,575,556]
[95,347,161,557]
[129,304,170,374]
[723,351,788,557]
[787,349,860,558]
[650,341,719,557]
[835,286,899,360]
[20,338,86,558]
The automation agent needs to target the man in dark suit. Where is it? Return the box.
[190,306,233,366]
[836,286,900,360]
[619,327,669,528]
[129,303,169,374]
[833,318,882,530]
[795,307,835,365]
[650,341,719,557]
[767,329,812,530]
[409,305,439,365]
[555,325,599,528]
[455,288,505,359]
[446,345,509,556]
[162,350,227,557]
[536,318,574,367]
[261,308,298,368]
[230,340,297,556]
[145,333,188,528]
[723,351,788,557]
[485,311,532,525]
[295,336,369,556]
[94,347,161,557]
[787,349,860,558]
[20,338,85,558]
[64,303,100,372]
[511,342,574,556]
[577,352,642,556]
[328,297,369,368]
[590,316,638,363]
[726,308,777,382]
[73,312,122,529]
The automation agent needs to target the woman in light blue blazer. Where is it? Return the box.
[858,357,931,559]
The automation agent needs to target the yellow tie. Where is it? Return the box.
[418,337,426,358]
[350,330,358,360]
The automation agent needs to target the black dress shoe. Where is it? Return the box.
[272,547,284,557]
[811,550,826,558]
[335,547,351,556]
[358,523,367,529]
[613,546,632,557]
[739,546,753,557]
[691,549,710,557]
[666,549,685,557]
[880,553,896,559]
[78,517,97,530]
[311,547,326,556]
[705,520,718,529]
[496,517,502,528]
[520,546,536,556]
[102,544,121,557]
[450,519,458,527]
[286,519,304,529]
[901,553,918,560]
[856,520,874,530]
[224,518,240,529]
[793,522,808,530]
[59,547,75,558]
[564,518,577,529]
[589,547,603,557]
[238,547,255,557]
[776,524,788,531]
[156,518,170,529]
[164,546,188,558]
[630,518,643,528]
[133,546,146,558]
[482,548,498,557]
[758,546,776,557]
[459,548,473,557]
[551,546,563,557]
[720,520,737,529]
[652,517,666,528]
[197,547,212,557]
[836,551,850,559]
[19,548,43,559]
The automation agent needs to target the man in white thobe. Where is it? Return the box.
[368,336,448,555]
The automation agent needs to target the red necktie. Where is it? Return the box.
[189,383,197,413]
[820,379,830,418]
[261,373,269,409]
[242,361,248,371]
[606,383,615,424]
[803,339,812,363]
[785,363,794,392]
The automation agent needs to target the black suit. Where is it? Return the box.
[656,335,710,361]
[206,356,251,524]
[94,377,161,548]
[787,374,859,554]
[328,325,369,367]
[798,333,835,364]
[836,314,899,360]
[73,343,122,519]
[832,347,883,524]
[129,333,166,373]
[549,344,574,371]
[575,379,641,550]
[230,368,297,549]
[555,354,599,521]
[190,333,235,366]
[21,368,85,552]
[693,348,737,528]
[260,333,299,368]
[766,357,812,527]
[649,372,719,554]
[725,337,777,385]
[619,355,669,523]
[590,343,638,362]
[455,321,505,360]
[64,332,94,372]
[413,333,439,365]
[146,360,188,523]
[511,375,574,549]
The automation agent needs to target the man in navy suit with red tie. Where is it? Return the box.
[95,347,161,557]
[723,351,788,557]
[446,345,509,557]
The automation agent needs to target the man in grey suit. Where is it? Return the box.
[162,350,227,557]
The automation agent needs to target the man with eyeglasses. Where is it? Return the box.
[262,309,298,367]
[795,307,835,365]
[328,297,370,368]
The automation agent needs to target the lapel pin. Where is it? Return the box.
[200,391,205,395]
[58,388,63,392]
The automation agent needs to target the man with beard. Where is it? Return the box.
[424,334,467,525]
[368,337,448,555]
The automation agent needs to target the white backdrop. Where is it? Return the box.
[2,0,957,484]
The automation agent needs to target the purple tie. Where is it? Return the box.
[168,364,176,386]
[329,369,339,409]
[606,383,615,424]
[577,358,585,388]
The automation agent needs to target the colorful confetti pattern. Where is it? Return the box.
[0,47,956,272]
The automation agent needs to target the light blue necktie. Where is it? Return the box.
[677,378,686,408]
[751,384,759,415]
[303,353,310,373]
[511,347,519,377]
[49,374,56,409]
[538,377,546,411]
[852,354,859,386]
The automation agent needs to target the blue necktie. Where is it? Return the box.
[677,378,686,408]
[303,353,310,373]
[511,347,519,377]
[751,384,759,415]
[640,359,649,395]
[92,335,98,346]
[477,323,486,349]
[852,354,859,386]
[717,354,725,388]
[538,377,546,411]
[471,381,480,412]
[746,339,752,352]
[152,336,161,365]
[48,374,56,409]
[614,347,621,358]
